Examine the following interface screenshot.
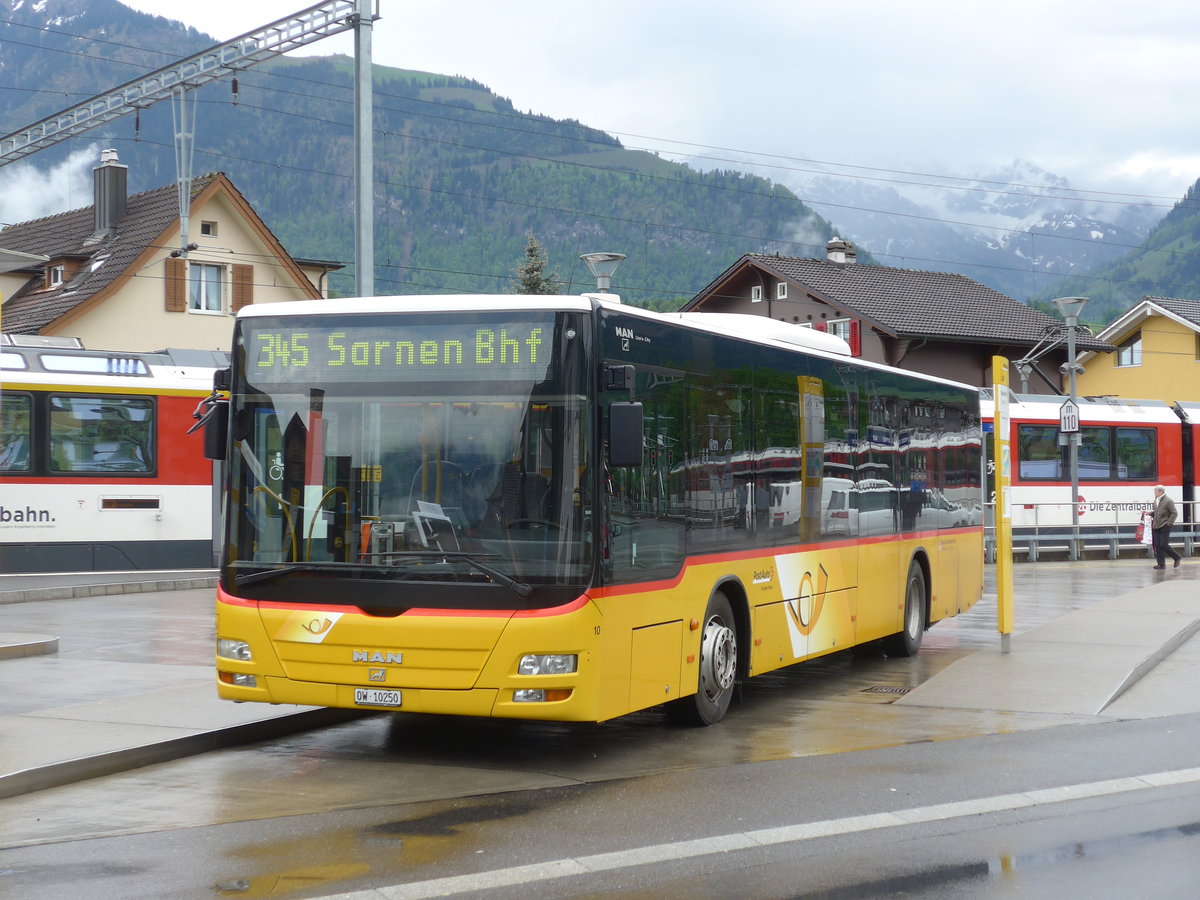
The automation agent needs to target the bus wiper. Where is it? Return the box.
[450,554,533,599]
[235,565,302,587]
[377,550,532,599]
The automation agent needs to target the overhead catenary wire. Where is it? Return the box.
[3,15,1191,211]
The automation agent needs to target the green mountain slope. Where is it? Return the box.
[0,3,848,308]
[1031,179,1200,326]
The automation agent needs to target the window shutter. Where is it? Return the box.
[232,264,253,311]
[165,257,186,312]
[849,320,862,356]
[814,321,827,333]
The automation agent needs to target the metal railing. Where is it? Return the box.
[984,500,1200,563]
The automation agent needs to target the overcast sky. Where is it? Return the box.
[53,0,1200,207]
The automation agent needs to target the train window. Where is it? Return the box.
[40,355,149,375]
[1018,423,1157,482]
[1115,428,1156,480]
[1017,425,1062,479]
[1078,427,1111,479]
[48,395,154,474]
[0,394,32,472]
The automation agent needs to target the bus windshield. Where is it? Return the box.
[224,311,593,608]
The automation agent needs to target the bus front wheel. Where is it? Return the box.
[884,560,926,657]
[669,593,738,726]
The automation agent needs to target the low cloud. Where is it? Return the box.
[0,145,100,227]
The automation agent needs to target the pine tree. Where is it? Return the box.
[512,235,562,295]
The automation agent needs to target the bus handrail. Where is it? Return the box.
[252,484,298,562]
[306,486,352,563]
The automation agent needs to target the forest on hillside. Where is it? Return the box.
[0,3,838,307]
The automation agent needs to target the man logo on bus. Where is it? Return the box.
[786,563,829,637]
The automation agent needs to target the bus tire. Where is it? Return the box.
[884,560,926,658]
[669,593,738,726]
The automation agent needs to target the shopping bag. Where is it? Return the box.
[1140,513,1154,545]
[1135,523,1145,543]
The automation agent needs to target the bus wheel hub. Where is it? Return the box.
[699,617,736,698]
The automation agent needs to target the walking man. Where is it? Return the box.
[1152,485,1182,569]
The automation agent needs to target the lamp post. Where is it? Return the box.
[1052,296,1088,558]
[580,252,625,292]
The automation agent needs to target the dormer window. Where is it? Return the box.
[48,265,65,288]
[1116,333,1142,367]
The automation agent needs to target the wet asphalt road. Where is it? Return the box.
[2,559,1199,898]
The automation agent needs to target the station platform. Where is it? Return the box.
[2,562,1199,801]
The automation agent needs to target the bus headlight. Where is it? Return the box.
[518,653,577,676]
[217,638,253,661]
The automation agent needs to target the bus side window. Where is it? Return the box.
[607,380,685,584]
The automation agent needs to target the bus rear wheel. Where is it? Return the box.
[669,593,738,726]
[883,560,926,658]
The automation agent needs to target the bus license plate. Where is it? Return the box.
[354,688,402,708]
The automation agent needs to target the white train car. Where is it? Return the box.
[1,336,225,573]
[985,391,1187,532]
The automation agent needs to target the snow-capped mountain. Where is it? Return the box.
[791,160,1162,301]
[689,153,1163,302]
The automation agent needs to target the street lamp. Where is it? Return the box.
[1052,296,1088,558]
[580,252,625,292]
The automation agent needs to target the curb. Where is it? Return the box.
[0,633,59,659]
[0,708,373,801]
[0,577,218,606]
[1098,614,1200,713]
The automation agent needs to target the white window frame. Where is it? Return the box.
[188,262,226,314]
[827,318,852,342]
[750,285,763,302]
[776,282,788,300]
[200,220,218,237]
[48,265,64,287]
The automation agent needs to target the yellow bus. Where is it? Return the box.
[203,294,983,725]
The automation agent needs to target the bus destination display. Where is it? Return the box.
[244,318,553,382]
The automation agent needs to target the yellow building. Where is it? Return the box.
[1076,296,1200,403]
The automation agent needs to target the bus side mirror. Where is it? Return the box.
[189,368,230,460]
[203,400,229,461]
[608,402,644,468]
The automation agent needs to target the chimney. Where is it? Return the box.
[93,149,128,236]
[826,237,856,264]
